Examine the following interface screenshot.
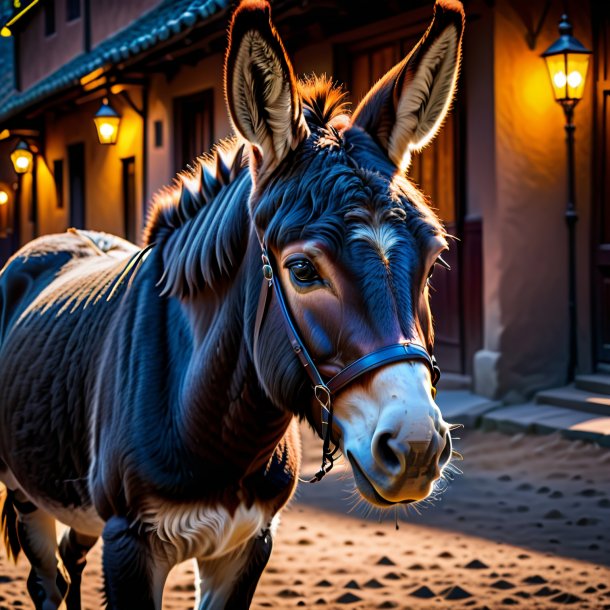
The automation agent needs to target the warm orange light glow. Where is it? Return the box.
[99,121,117,141]
[0,190,8,205]
[93,99,121,145]
[15,156,29,170]
[10,140,33,174]
[553,71,567,89]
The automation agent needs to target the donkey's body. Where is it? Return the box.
[0,0,464,607]
[0,154,299,598]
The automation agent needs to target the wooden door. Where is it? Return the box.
[173,90,214,173]
[593,2,610,366]
[343,25,473,373]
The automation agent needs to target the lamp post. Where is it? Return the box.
[541,14,592,383]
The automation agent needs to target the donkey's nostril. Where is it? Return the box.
[438,433,452,468]
[373,432,402,473]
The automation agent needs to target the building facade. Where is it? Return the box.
[0,0,605,404]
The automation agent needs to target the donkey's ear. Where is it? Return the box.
[352,0,464,172]
[224,0,308,178]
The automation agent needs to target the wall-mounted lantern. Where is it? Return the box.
[541,14,592,383]
[93,98,121,145]
[10,139,34,174]
[0,189,8,206]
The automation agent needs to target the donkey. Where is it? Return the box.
[0,0,464,607]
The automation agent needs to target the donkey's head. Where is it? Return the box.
[226,0,464,506]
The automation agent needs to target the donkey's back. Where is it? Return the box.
[0,230,136,342]
[0,230,138,524]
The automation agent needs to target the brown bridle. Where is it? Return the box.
[253,244,441,482]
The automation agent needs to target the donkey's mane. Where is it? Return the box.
[143,76,348,249]
[141,76,350,298]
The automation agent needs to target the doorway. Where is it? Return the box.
[122,157,137,243]
[336,15,481,374]
[173,90,214,174]
[68,142,85,229]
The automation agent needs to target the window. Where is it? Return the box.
[154,120,163,148]
[173,90,214,172]
[66,0,80,21]
[53,159,64,208]
[44,0,56,36]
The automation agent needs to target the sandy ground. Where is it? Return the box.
[0,426,609,609]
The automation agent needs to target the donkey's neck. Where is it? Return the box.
[160,190,293,502]
[173,273,293,509]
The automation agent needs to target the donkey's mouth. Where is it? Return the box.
[347,452,413,507]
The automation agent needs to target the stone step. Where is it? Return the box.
[536,385,610,416]
[575,373,610,395]
[480,403,610,446]
[435,389,501,428]
[437,372,471,391]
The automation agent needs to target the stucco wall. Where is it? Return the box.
[90,0,161,49]
[147,52,229,216]
[145,38,335,211]
[38,87,144,242]
[473,0,593,400]
[19,4,83,90]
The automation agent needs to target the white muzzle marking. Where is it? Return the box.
[334,361,448,505]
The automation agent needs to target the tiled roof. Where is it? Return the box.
[0,35,14,111]
[0,0,229,124]
[0,0,15,109]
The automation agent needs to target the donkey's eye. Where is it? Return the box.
[288,260,320,284]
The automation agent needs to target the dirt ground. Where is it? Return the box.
[0,426,609,609]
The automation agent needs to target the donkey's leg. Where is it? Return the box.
[13,491,68,610]
[196,528,273,610]
[102,516,170,610]
[58,528,98,610]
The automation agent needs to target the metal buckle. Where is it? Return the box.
[261,251,273,283]
[314,384,331,410]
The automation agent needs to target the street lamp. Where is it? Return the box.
[93,98,121,145]
[541,15,591,383]
[10,139,34,174]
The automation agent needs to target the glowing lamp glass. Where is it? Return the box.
[544,53,590,102]
[10,140,33,174]
[93,100,121,145]
[0,190,8,205]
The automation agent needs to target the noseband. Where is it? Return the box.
[254,245,441,483]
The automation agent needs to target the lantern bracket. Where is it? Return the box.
[510,0,553,50]
[0,129,40,142]
[118,90,144,118]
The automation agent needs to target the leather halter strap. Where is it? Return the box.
[253,246,441,482]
